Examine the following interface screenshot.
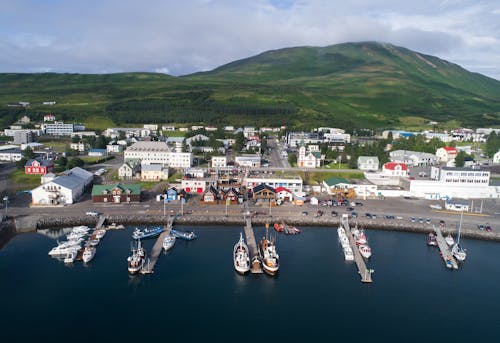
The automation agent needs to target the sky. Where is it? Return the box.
[1,0,499,79]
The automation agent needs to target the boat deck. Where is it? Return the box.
[341,215,373,283]
[140,216,175,274]
[433,225,458,269]
[244,216,263,274]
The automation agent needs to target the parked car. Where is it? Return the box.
[365,213,372,219]
[384,215,395,220]
[410,217,416,223]
[351,211,358,218]
[478,224,485,230]
[86,211,100,217]
[346,207,354,211]
[315,210,324,218]
[302,211,308,216]
[439,220,445,226]
[355,202,363,206]
[331,210,338,217]
[396,216,403,220]
[418,217,424,224]
[485,225,492,232]
[425,218,431,224]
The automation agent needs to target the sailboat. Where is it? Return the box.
[452,211,467,262]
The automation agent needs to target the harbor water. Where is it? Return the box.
[0,225,499,342]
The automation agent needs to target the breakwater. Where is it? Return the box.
[28,214,500,242]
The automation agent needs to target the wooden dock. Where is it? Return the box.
[341,215,373,283]
[244,216,263,274]
[433,225,458,269]
[96,215,107,229]
[140,216,175,274]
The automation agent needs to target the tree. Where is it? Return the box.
[181,138,189,152]
[454,151,467,167]
[234,132,245,152]
[486,131,500,158]
[288,153,297,166]
[22,146,35,160]
[67,157,84,169]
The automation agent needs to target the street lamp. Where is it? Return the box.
[3,196,8,217]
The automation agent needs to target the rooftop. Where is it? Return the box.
[127,141,170,152]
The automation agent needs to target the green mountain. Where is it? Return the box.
[1,42,499,130]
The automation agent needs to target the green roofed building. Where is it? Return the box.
[323,177,350,188]
[91,183,141,203]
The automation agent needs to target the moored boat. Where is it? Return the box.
[170,229,197,241]
[233,232,250,274]
[343,246,354,261]
[94,229,106,239]
[88,238,100,246]
[259,236,279,275]
[445,234,455,246]
[452,211,467,262]
[353,229,367,245]
[162,235,176,251]
[64,251,76,264]
[127,239,146,274]
[82,245,96,263]
[274,223,284,233]
[427,232,437,246]
[358,244,372,259]
[132,226,164,240]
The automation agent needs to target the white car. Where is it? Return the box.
[86,211,99,217]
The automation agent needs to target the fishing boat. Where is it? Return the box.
[452,211,467,262]
[353,228,367,245]
[82,245,96,263]
[170,229,197,241]
[259,225,279,275]
[127,239,146,274]
[94,229,106,239]
[445,234,455,246]
[132,226,164,240]
[273,223,284,233]
[358,244,372,258]
[162,235,176,251]
[427,232,437,246]
[233,232,250,274]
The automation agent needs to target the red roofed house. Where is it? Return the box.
[382,162,408,177]
[275,186,293,202]
[436,146,458,163]
[25,159,54,175]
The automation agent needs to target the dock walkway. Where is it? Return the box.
[341,215,373,283]
[433,225,458,269]
[96,215,107,229]
[140,216,175,274]
[244,216,263,273]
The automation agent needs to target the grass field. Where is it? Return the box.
[9,170,41,190]
[83,116,115,131]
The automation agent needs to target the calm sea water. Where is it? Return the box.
[0,225,498,342]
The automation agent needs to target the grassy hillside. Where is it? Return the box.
[1,42,499,130]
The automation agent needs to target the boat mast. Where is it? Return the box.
[457,210,463,245]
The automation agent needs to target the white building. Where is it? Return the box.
[140,164,168,181]
[357,156,379,171]
[211,156,227,168]
[70,142,87,153]
[297,146,322,168]
[0,146,22,162]
[106,144,123,153]
[493,150,500,164]
[143,124,158,131]
[436,147,458,163]
[382,162,408,177]
[42,122,81,136]
[389,150,437,167]
[124,141,192,168]
[118,162,140,180]
[31,167,93,205]
[235,154,261,168]
[244,176,303,193]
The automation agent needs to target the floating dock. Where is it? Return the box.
[341,215,373,283]
[244,216,263,274]
[433,225,458,269]
[140,216,175,274]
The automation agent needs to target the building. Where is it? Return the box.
[118,161,141,180]
[31,167,93,205]
[493,150,500,164]
[88,149,107,157]
[141,164,168,181]
[200,186,219,204]
[13,130,35,144]
[389,150,437,167]
[235,154,261,168]
[436,146,457,163]
[70,142,87,153]
[182,178,212,194]
[42,122,83,136]
[382,162,408,177]
[252,184,276,203]
[0,146,22,162]
[275,187,293,202]
[42,101,56,106]
[43,114,56,121]
[24,159,54,175]
[143,124,158,131]
[211,156,227,168]
[91,183,141,203]
[322,177,378,199]
[244,176,303,193]
[222,188,241,205]
[124,141,192,168]
[297,145,322,168]
[106,143,123,154]
[357,156,379,171]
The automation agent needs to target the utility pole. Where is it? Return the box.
[3,196,8,217]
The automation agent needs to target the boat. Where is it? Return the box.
[82,245,96,263]
[66,231,88,240]
[445,234,455,246]
[94,229,106,239]
[132,226,164,240]
[452,211,467,262]
[233,232,250,274]
[48,243,81,257]
[358,244,372,258]
[88,238,100,246]
[273,223,284,233]
[259,225,279,275]
[127,239,146,274]
[170,229,197,241]
[343,246,354,261]
[284,224,301,235]
[162,235,176,251]
[353,229,367,245]
[427,232,437,246]
[63,251,76,264]
[337,227,345,237]
[72,226,90,233]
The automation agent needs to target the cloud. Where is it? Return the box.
[0,0,499,79]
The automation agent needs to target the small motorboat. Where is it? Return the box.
[64,251,76,264]
[273,223,284,233]
[132,226,164,240]
[162,235,176,251]
[358,244,372,259]
[94,229,106,239]
[427,232,437,246]
[82,245,96,263]
[445,234,455,246]
[170,229,197,241]
[88,238,100,246]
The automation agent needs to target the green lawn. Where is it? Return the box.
[39,140,70,153]
[9,169,41,190]
[83,116,115,130]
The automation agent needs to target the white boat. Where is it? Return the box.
[260,237,279,275]
[66,232,88,240]
[64,251,76,264]
[82,245,96,263]
[127,239,146,274]
[353,229,367,245]
[48,244,81,257]
[88,238,100,246]
[162,235,176,252]
[337,227,345,237]
[94,229,106,239]
[72,226,90,233]
[358,244,372,259]
[452,211,467,262]
[445,234,455,246]
[343,246,354,261]
[233,232,250,274]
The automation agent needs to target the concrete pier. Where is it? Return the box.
[96,215,107,229]
[244,215,263,273]
[140,215,175,274]
[433,225,458,270]
[341,214,373,283]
